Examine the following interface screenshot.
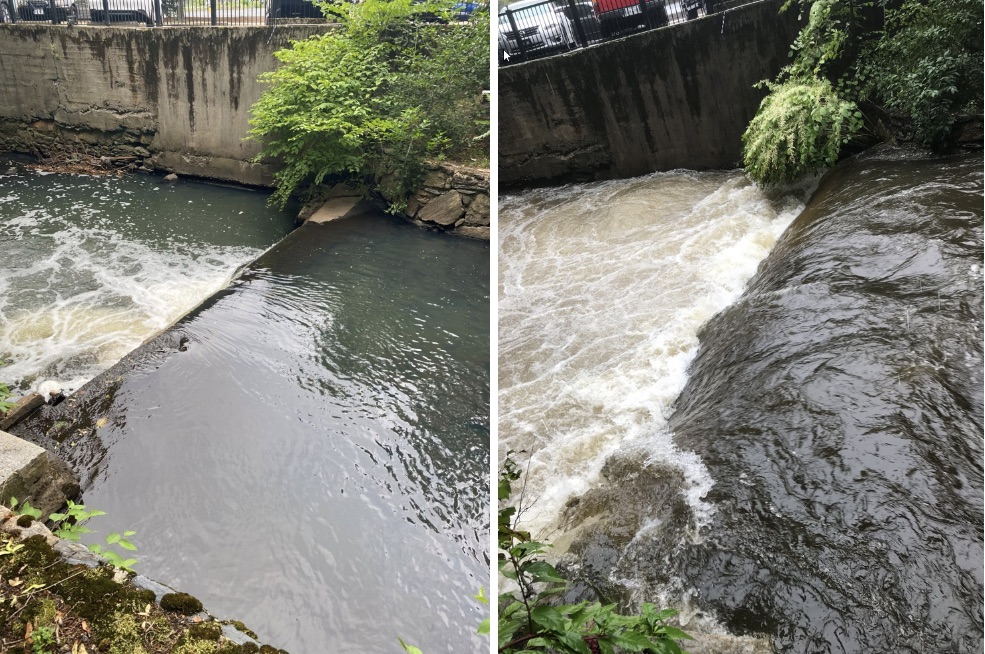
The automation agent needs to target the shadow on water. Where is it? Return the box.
[561,149,983,653]
[16,214,490,653]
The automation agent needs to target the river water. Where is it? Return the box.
[0,159,296,393]
[499,149,983,653]
[5,166,490,653]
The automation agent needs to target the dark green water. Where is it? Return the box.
[19,215,490,653]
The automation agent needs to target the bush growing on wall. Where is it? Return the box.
[742,0,983,186]
[249,0,489,209]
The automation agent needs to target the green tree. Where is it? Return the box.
[742,0,983,186]
[249,0,489,209]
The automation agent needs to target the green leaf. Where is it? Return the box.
[477,618,489,635]
[118,539,138,552]
[106,532,121,544]
[554,630,592,654]
[521,560,566,584]
[530,605,566,633]
[397,638,423,654]
[660,626,694,641]
[611,630,660,652]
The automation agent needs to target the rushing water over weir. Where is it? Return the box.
[500,149,983,653]
[0,161,296,392]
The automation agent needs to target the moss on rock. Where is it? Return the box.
[161,592,204,615]
[188,621,223,641]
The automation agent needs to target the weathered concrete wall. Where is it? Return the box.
[0,25,333,185]
[499,0,803,187]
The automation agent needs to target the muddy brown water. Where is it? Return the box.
[501,148,982,654]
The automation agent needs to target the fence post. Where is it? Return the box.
[153,0,162,25]
[102,0,110,24]
[504,7,527,61]
[48,0,60,24]
[209,0,216,24]
[566,0,588,47]
[637,0,648,30]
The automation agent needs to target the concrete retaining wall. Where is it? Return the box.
[0,24,333,185]
[498,0,803,188]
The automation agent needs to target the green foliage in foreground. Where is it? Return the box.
[249,0,489,209]
[0,379,15,413]
[8,498,138,572]
[743,0,983,186]
[498,455,693,654]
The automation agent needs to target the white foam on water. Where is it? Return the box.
[0,193,262,394]
[499,171,808,539]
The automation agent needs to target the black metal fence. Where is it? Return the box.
[499,0,749,65]
[0,0,342,26]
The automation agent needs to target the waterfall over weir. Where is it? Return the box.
[500,149,983,654]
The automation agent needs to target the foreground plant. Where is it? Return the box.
[498,455,692,654]
[0,380,15,414]
[7,499,138,572]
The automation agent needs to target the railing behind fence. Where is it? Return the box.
[499,0,755,65]
[0,0,476,27]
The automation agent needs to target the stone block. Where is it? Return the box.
[423,169,452,190]
[0,430,80,518]
[307,196,360,224]
[464,193,490,226]
[454,225,490,240]
[417,190,465,226]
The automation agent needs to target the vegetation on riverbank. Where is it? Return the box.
[249,0,489,210]
[0,510,279,654]
[743,0,983,185]
[498,455,692,654]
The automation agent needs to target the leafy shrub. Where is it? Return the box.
[0,380,15,413]
[744,0,982,185]
[861,0,983,149]
[742,78,862,186]
[249,0,489,210]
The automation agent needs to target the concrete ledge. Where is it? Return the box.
[307,196,362,223]
[0,429,80,517]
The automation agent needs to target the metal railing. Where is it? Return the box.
[499,0,752,65]
[0,0,337,26]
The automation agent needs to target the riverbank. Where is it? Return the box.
[299,162,491,239]
[0,504,281,654]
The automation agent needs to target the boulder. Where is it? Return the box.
[418,190,465,226]
[464,193,490,226]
